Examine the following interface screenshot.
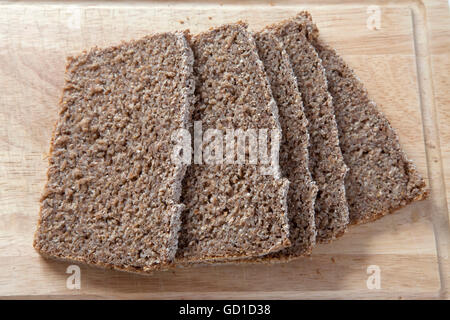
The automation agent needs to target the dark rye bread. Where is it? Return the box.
[33,32,195,273]
[296,12,428,223]
[253,30,317,259]
[266,16,349,242]
[176,23,291,263]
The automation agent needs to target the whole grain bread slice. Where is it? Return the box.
[266,16,349,242]
[176,23,291,263]
[33,32,195,273]
[253,29,318,259]
[295,12,428,224]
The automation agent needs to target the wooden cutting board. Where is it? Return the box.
[0,0,448,299]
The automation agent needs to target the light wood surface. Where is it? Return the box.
[0,0,448,299]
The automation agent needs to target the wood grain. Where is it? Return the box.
[422,0,450,297]
[0,0,447,299]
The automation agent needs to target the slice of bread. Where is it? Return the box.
[253,30,318,259]
[176,23,291,263]
[33,32,195,273]
[296,12,428,224]
[266,16,349,242]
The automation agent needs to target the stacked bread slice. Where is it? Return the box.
[294,13,428,224]
[253,29,317,260]
[266,15,349,244]
[176,23,292,264]
[34,32,195,273]
[34,12,428,274]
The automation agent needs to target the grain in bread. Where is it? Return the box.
[253,29,317,259]
[176,23,291,263]
[266,16,349,242]
[295,12,428,223]
[33,32,195,273]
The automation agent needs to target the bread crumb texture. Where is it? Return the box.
[33,32,195,273]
